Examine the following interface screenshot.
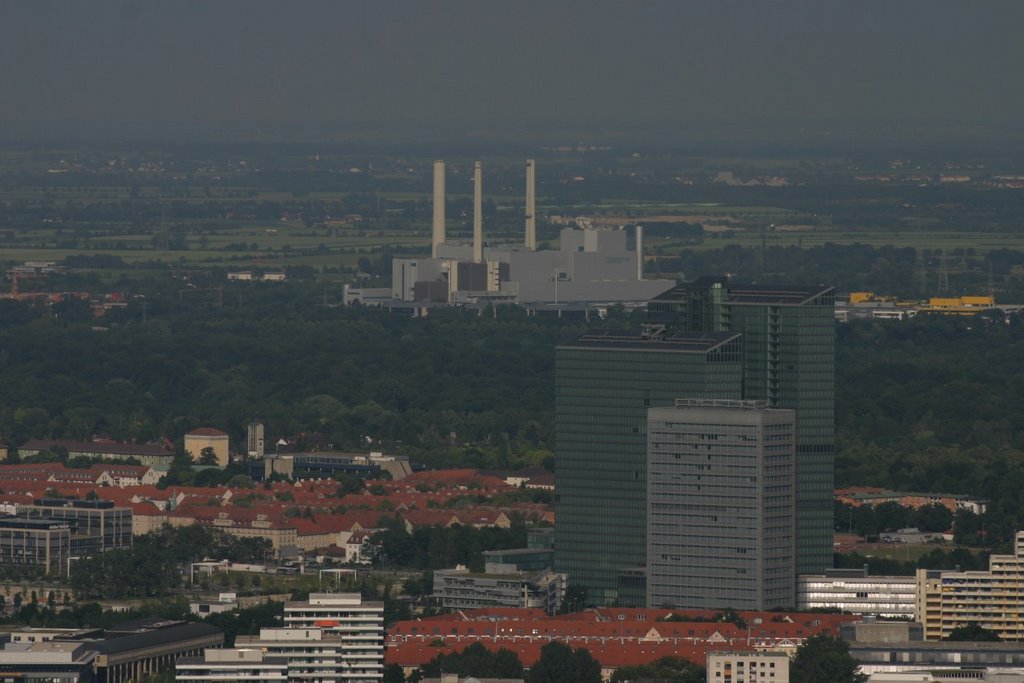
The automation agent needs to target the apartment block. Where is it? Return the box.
[916,531,1024,640]
[282,593,384,680]
[707,651,790,683]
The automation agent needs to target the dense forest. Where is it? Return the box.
[4,280,1024,542]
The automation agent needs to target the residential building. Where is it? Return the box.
[282,593,384,679]
[646,399,796,611]
[916,531,1024,640]
[176,648,287,683]
[232,628,377,683]
[432,566,566,614]
[707,650,790,683]
[649,277,836,576]
[836,487,987,515]
[184,428,230,468]
[386,608,856,682]
[16,439,174,468]
[798,568,917,619]
[554,328,744,605]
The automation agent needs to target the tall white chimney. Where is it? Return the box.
[525,159,536,250]
[432,160,446,258]
[636,225,644,280]
[473,161,483,262]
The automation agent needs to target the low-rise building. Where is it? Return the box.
[0,517,72,574]
[797,568,917,619]
[184,428,230,468]
[432,566,566,614]
[16,439,174,468]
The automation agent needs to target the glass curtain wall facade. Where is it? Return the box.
[649,277,836,575]
[554,330,743,606]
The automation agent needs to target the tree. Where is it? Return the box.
[198,447,220,466]
[527,641,601,683]
[790,635,866,683]
[414,643,523,680]
[382,664,405,683]
[945,623,1002,642]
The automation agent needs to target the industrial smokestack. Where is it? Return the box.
[636,225,644,280]
[525,159,536,250]
[432,160,446,258]
[473,161,483,262]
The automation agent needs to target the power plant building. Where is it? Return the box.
[391,158,673,305]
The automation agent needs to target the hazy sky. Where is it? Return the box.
[2,1,1022,137]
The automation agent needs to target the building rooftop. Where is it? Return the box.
[186,428,229,437]
[652,279,834,306]
[558,330,741,353]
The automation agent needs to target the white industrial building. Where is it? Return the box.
[391,159,674,305]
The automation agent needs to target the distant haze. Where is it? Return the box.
[2,1,1023,140]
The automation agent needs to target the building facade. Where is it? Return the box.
[17,499,132,556]
[0,518,72,574]
[184,428,230,468]
[798,568,917,619]
[432,567,565,614]
[916,531,1024,640]
[646,399,795,610]
[707,651,790,683]
[649,278,836,575]
[554,329,744,606]
[282,593,384,680]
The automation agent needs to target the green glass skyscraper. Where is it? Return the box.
[648,277,836,576]
[554,278,835,606]
[554,329,744,606]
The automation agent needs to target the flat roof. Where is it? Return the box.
[652,279,833,306]
[558,330,740,353]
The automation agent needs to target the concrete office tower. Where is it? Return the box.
[646,399,796,610]
[554,329,744,606]
[648,277,836,575]
[525,159,536,250]
[473,161,483,262]
[432,160,446,258]
[636,225,644,280]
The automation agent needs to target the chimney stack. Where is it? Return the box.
[636,225,644,280]
[432,160,446,258]
[525,159,536,250]
[473,161,483,262]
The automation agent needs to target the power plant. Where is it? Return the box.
[386,158,673,307]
